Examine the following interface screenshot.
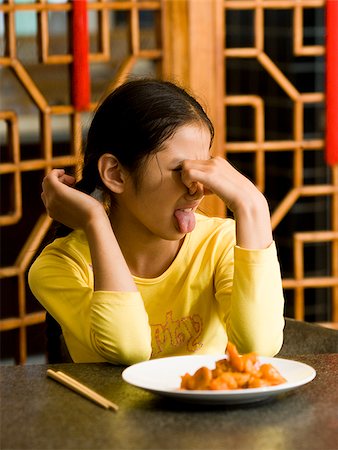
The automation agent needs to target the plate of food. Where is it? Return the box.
[122,343,316,405]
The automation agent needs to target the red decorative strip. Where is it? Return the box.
[326,0,338,165]
[72,0,90,111]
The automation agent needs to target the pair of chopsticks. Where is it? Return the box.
[46,369,118,412]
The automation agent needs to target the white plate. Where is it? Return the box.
[122,354,316,405]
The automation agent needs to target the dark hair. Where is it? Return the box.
[55,78,214,236]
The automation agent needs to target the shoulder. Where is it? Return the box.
[195,213,236,239]
[185,213,236,258]
[30,229,91,276]
[44,229,89,257]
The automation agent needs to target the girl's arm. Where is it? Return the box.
[42,169,137,292]
[33,169,151,364]
[29,246,152,364]
[214,239,285,356]
[182,158,284,355]
[180,157,272,249]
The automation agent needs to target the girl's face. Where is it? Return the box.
[115,123,211,241]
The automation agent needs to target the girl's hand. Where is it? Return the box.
[180,157,260,212]
[180,157,273,249]
[42,169,137,292]
[41,169,106,230]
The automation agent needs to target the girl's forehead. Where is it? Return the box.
[158,124,212,160]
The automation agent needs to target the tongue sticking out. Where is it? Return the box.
[174,209,196,234]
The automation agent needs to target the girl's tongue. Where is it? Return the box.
[174,209,196,233]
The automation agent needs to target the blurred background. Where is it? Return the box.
[1,0,337,365]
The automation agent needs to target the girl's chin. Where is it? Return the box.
[158,221,186,241]
[165,228,186,241]
[154,217,194,241]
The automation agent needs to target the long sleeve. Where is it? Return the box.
[28,233,152,364]
[215,241,285,356]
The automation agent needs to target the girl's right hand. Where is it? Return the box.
[41,169,106,230]
[43,169,137,292]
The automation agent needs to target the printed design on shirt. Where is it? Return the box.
[150,310,203,357]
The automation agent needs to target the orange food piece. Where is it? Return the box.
[180,343,286,391]
[259,363,286,385]
[181,366,212,390]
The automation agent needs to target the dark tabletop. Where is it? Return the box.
[1,354,337,450]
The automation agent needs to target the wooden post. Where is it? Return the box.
[72,0,91,111]
[163,0,225,217]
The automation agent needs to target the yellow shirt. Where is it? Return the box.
[28,214,284,364]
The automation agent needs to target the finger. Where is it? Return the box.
[59,173,76,187]
[188,181,197,195]
[183,158,215,169]
[50,168,66,178]
[182,167,208,189]
[42,169,64,186]
[189,181,204,196]
[45,171,76,188]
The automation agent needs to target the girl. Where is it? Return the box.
[29,79,284,364]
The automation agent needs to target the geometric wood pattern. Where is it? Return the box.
[0,0,163,364]
[0,0,336,364]
[223,0,338,323]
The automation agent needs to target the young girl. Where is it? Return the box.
[29,79,285,365]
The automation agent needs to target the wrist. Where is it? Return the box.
[233,194,273,249]
[83,207,111,236]
[232,191,269,219]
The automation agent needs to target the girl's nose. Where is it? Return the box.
[186,181,204,199]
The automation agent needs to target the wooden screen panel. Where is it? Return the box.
[223,0,338,323]
[0,0,163,364]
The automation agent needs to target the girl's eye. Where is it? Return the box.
[172,166,182,172]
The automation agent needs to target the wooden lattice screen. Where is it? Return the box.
[0,0,164,364]
[0,0,337,364]
[222,0,337,324]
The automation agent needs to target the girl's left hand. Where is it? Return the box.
[180,157,273,249]
[180,157,260,211]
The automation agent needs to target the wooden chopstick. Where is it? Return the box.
[46,369,118,412]
[55,371,118,411]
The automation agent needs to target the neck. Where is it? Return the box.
[125,239,183,278]
[109,215,184,278]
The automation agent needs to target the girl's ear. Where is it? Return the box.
[98,153,126,194]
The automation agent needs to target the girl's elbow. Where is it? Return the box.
[114,338,152,365]
[252,325,284,356]
[231,321,284,357]
[108,347,152,366]
[91,332,152,365]
[120,347,152,366]
[257,337,283,357]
